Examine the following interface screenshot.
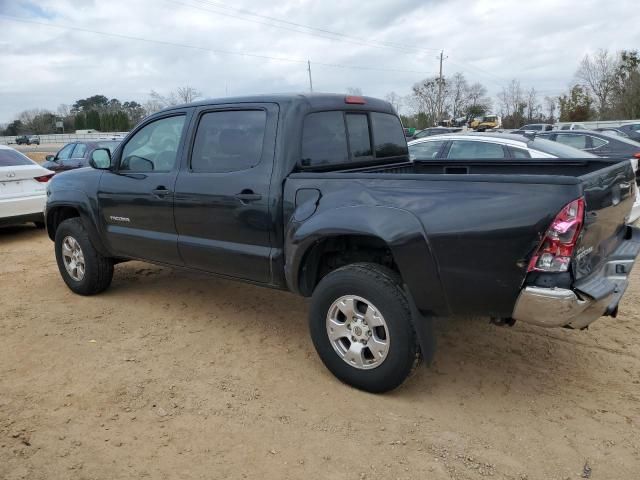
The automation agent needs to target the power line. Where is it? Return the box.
[174,0,443,55]
[0,15,437,75]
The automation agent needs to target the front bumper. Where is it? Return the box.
[512,226,640,329]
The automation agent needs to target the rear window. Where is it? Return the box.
[409,140,445,160]
[0,149,34,167]
[301,111,406,168]
[556,133,588,149]
[370,112,408,158]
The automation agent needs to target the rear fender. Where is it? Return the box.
[285,205,449,317]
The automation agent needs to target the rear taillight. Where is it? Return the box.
[633,152,640,159]
[528,197,585,272]
[34,174,54,183]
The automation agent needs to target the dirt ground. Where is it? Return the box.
[1,226,639,480]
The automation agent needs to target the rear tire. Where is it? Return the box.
[309,263,421,393]
[54,218,114,295]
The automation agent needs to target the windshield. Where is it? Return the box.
[529,138,597,158]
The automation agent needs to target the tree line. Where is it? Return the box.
[1,87,202,136]
[389,48,640,130]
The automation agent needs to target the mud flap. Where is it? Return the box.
[404,286,437,365]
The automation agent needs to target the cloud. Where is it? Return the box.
[0,0,638,123]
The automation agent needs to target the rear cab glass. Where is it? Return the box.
[0,149,35,167]
[300,110,407,169]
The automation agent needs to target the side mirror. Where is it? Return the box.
[89,148,111,169]
[45,154,55,162]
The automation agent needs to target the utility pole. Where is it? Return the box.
[307,60,313,92]
[436,49,446,125]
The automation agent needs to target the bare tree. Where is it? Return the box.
[576,49,617,119]
[525,87,541,121]
[175,86,202,104]
[447,72,468,119]
[412,77,441,126]
[384,92,402,112]
[544,96,557,123]
[146,86,203,114]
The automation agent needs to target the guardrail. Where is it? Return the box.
[0,132,129,145]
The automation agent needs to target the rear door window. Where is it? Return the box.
[0,149,34,166]
[590,137,608,149]
[191,110,267,173]
[409,141,445,160]
[447,140,507,159]
[510,147,532,159]
[556,134,588,149]
[370,112,408,158]
[71,143,87,159]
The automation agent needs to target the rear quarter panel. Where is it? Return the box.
[285,174,582,317]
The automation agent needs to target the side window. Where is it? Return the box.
[345,113,372,158]
[510,147,532,159]
[590,137,607,149]
[409,141,445,160]
[447,141,506,159]
[191,110,266,173]
[120,115,186,172]
[71,143,87,159]
[556,134,588,149]
[370,112,408,158]
[301,111,348,168]
[56,143,75,161]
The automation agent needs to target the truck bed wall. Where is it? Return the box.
[285,173,583,317]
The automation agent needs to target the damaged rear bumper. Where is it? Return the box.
[512,226,640,328]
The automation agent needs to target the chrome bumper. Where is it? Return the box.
[513,226,640,329]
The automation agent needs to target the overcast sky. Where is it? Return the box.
[0,0,638,123]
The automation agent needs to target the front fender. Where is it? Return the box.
[285,205,450,316]
[46,188,111,257]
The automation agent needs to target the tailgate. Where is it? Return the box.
[574,159,636,280]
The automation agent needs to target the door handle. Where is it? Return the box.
[152,186,172,196]
[235,190,262,202]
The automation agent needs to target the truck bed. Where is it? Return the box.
[286,157,635,318]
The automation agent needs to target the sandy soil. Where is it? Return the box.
[1,226,639,480]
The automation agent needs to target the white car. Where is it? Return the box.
[0,145,53,228]
[408,132,640,223]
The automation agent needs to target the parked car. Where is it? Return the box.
[0,145,53,227]
[594,127,631,138]
[617,123,640,142]
[558,123,585,130]
[412,127,461,139]
[512,123,553,132]
[45,93,640,393]
[537,130,640,158]
[15,135,40,145]
[42,141,121,173]
[408,132,600,160]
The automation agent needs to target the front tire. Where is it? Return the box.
[309,263,420,393]
[54,218,114,295]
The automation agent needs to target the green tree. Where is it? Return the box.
[558,85,593,121]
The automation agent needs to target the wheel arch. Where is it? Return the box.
[46,197,111,257]
[285,205,449,316]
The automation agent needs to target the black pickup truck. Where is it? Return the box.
[45,93,640,392]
